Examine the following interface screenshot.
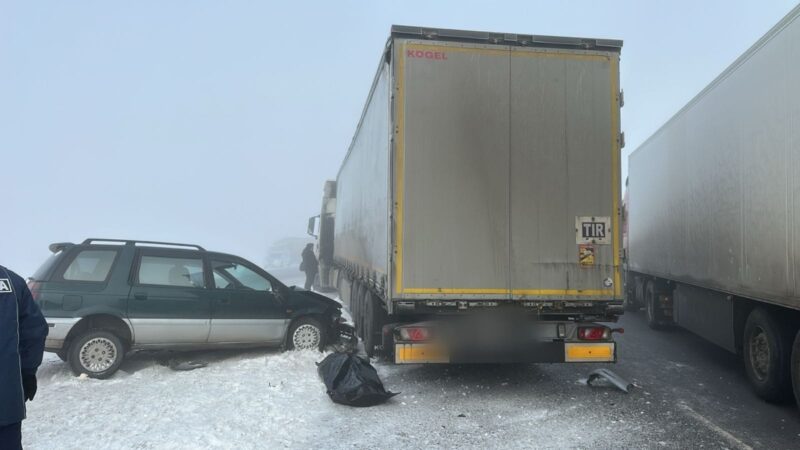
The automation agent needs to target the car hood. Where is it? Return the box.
[289,287,343,310]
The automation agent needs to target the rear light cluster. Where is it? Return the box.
[398,327,431,342]
[577,326,610,341]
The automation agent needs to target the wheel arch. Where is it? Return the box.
[65,314,133,351]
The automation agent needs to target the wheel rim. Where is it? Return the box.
[748,327,770,381]
[293,324,321,350]
[79,337,117,373]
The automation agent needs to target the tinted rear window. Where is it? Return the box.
[32,251,63,281]
[62,249,118,282]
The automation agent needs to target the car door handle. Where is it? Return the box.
[133,293,148,301]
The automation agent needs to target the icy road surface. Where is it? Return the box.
[22,272,800,448]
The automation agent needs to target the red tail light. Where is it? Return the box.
[577,326,609,341]
[399,327,431,342]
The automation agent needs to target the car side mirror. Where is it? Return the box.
[307,215,319,238]
[272,285,287,303]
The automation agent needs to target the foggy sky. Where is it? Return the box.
[1,0,796,276]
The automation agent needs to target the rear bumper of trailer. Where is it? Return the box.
[390,319,618,364]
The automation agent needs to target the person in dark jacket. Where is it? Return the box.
[300,244,319,290]
[0,266,48,450]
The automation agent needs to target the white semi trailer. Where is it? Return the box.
[626,5,800,407]
[311,25,625,364]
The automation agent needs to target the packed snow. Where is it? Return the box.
[25,350,336,449]
[23,347,620,449]
[20,288,786,449]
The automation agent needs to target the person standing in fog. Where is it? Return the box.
[300,244,319,290]
[0,265,48,450]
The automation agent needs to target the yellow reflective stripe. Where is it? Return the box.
[611,55,622,298]
[394,43,407,294]
[402,288,614,296]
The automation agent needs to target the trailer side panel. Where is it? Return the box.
[628,7,800,310]
[333,63,391,277]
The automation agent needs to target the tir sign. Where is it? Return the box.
[575,216,611,245]
[583,222,605,239]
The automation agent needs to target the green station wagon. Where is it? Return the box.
[30,239,355,378]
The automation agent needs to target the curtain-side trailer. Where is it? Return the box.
[311,25,625,364]
[626,5,800,407]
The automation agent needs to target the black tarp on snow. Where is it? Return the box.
[317,353,398,407]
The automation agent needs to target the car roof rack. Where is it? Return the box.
[48,242,75,253]
[82,238,206,251]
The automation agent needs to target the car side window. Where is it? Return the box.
[138,255,206,288]
[212,271,234,289]
[211,260,272,291]
[62,249,118,282]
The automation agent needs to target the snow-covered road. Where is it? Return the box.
[20,273,800,449]
[25,347,640,449]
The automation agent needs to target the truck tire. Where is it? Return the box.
[357,286,368,341]
[624,290,639,312]
[364,292,387,358]
[350,281,361,336]
[792,330,800,410]
[742,308,793,402]
[67,329,125,379]
[352,282,364,339]
[363,293,375,357]
[623,273,639,311]
[644,281,663,329]
[349,280,360,334]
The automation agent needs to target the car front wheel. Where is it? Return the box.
[288,317,326,351]
[68,330,125,379]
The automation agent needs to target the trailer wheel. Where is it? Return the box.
[623,272,638,311]
[644,281,663,329]
[351,281,363,338]
[358,286,369,341]
[364,291,387,358]
[624,290,640,312]
[742,308,793,402]
[363,291,374,356]
[791,330,800,410]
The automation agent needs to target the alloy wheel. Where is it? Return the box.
[79,337,117,373]
[292,324,321,350]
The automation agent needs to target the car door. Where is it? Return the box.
[207,256,288,344]
[127,250,212,345]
